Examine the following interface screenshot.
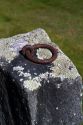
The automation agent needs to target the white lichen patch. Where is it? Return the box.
[56,107,59,110]
[49,49,80,80]
[20,79,23,82]
[56,84,61,89]
[24,79,41,91]
[80,93,82,97]
[13,66,32,79]
[13,66,24,71]
[13,65,48,91]
[23,72,50,91]
[73,113,76,116]
[36,48,52,60]
[39,72,49,79]
[0,40,17,62]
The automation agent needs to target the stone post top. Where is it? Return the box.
[0,28,81,80]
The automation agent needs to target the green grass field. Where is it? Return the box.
[0,0,83,124]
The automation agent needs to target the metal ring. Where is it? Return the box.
[21,44,58,64]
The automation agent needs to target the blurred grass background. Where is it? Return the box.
[0,0,83,124]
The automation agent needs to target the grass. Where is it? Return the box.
[0,0,83,124]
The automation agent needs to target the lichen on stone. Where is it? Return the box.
[24,79,41,91]
[0,28,81,82]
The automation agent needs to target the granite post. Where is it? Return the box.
[0,28,83,125]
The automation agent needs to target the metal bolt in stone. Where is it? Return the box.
[21,44,58,64]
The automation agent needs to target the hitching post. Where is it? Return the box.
[0,28,83,125]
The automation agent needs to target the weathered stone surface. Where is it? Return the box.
[0,70,14,125]
[0,28,83,125]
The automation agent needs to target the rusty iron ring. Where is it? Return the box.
[21,44,58,64]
